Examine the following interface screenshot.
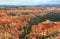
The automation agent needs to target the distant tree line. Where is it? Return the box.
[44,12,60,22]
[36,12,60,22]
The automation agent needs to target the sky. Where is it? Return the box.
[0,0,60,5]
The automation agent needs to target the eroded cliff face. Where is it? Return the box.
[0,7,60,39]
[26,20,60,39]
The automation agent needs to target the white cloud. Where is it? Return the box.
[0,0,60,5]
[46,0,60,4]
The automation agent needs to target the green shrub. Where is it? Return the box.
[45,12,60,22]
